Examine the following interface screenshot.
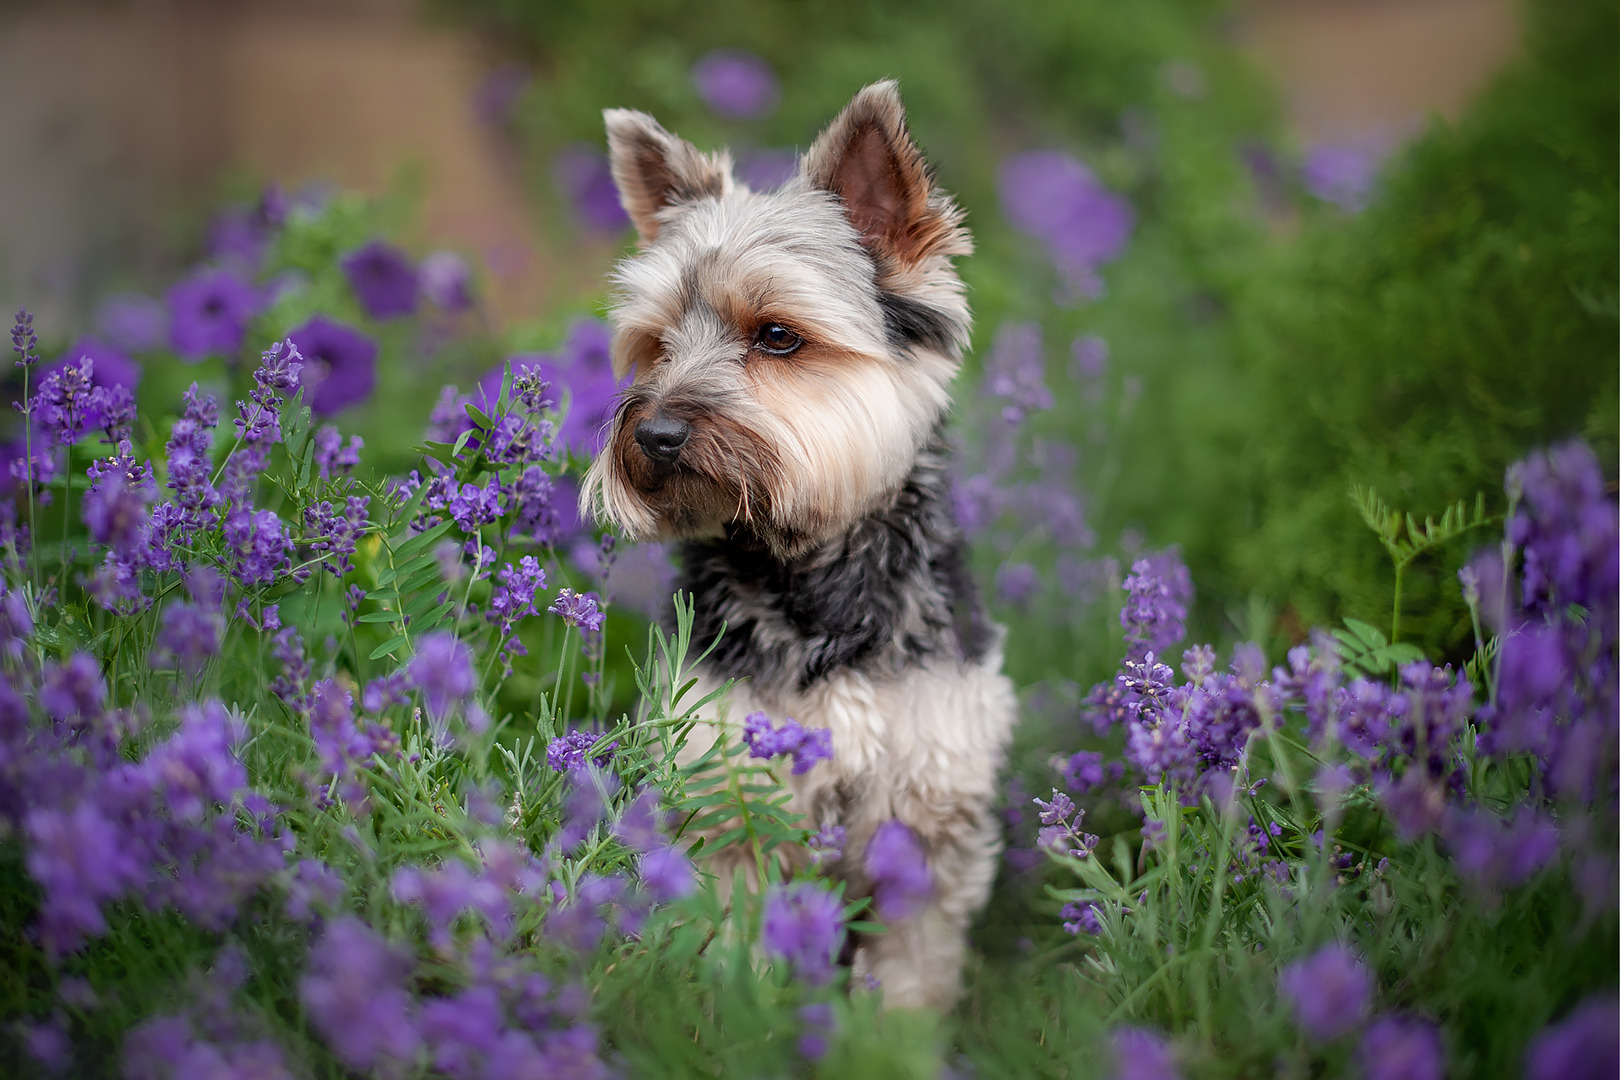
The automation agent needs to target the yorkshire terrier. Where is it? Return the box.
[583,80,1016,1009]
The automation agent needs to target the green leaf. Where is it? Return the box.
[369,634,409,660]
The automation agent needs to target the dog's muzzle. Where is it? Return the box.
[633,414,691,466]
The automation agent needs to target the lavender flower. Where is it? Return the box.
[34,358,96,446]
[691,49,780,119]
[409,632,476,719]
[12,306,39,367]
[1061,899,1105,936]
[303,496,369,577]
[1109,1027,1180,1080]
[299,917,421,1071]
[998,150,1134,300]
[1058,750,1107,794]
[761,882,845,984]
[1524,994,1619,1080]
[224,508,294,588]
[864,820,932,920]
[167,269,258,362]
[547,730,618,773]
[549,588,606,633]
[982,322,1053,423]
[285,315,378,416]
[313,424,363,478]
[341,240,419,320]
[489,555,547,636]
[495,320,624,457]
[639,846,696,903]
[1120,550,1193,661]
[1357,1016,1445,1080]
[741,712,834,775]
[807,823,847,869]
[1278,943,1372,1041]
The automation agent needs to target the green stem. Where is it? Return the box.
[1390,560,1405,644]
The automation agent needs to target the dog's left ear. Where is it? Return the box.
[801,80,966,267]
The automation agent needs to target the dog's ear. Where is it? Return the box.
[604,109,733,244]
[801,80,965,267]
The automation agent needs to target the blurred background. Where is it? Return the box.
[0,0,1613,712]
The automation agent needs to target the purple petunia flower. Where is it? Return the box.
[864,820,932,921]
[167,269,258,362]
[1109,1026,1180,1080]
[691,49,780,119]
[1358,1016,1445,1080]
[341,240,419,320]
[285,315,377,416]
[555,146,631,233]
[761,882,845,984]
[1524,994,1619,1080]
[1279,943,1372,1042]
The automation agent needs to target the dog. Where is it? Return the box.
[582,80,1017,1010]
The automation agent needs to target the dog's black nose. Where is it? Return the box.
[634,415,691,464]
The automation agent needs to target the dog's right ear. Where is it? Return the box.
[604,109,733,245]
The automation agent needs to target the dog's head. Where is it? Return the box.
[580,80,972,560]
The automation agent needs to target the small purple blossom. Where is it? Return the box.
[547,730,618,773]
[864,820,932,921]
[341,240,419,320]
[313,425,363,478]
[1109,1027,1180,1080]
[549,587,606,633]
[419,250,474,312]
[299,917,421,1071]
[691,49,780,119]
[1358,1016,1445,1080]
[741,712,834,775]
[1120,550,1192,662]
[409,632,476,720]
[761,882,845,984]
[556,146,631,233]
[998,150,1134,300]
[285,315,378,416]
[95,292,166,352]
[1279,943,1372,1042]
[1525,994,1619,1080]
[167,269,258,362]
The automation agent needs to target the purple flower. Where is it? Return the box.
[1525,994,1619,1080]
[691,49,780,119]
[807,823,847,868]
[409,632,476,719]
[11,306,38,367]
[555,146,631,233]
[998,150,1134,299]
[25,801,143,953]
[995,562,1041,607]
[1509,440,1618,625]
[341,240,419,320]
[285,316,378,416]
[493,320,625,457]
[299,917,421,1071]
[489,555,548,636]
[448,476,505,532]
[982,322,1053,423]
[761,882,845,984]
[1061,899,1105,936]
[1358,1016,1445,1080]
[549,588,606,633]
[420,250,474,312]
[639,846,696,903]
[547,730,618,773]
[1109,1027,1180,1080]
[313,424,363,478]
[167,269,258,362]
[1279,943,1372,1041]
[740,712,834,775]
[1070,334,1109,380]
[95,293,166,352]
[303,496,369,576]
[224,508,294,588]
[1059,751,1107,794]
[736,148,799,191]
[1121,550,1193,661]
[865,820,932,921]
[1444,805,1559,893]
[1301,140,1388,212]
[154,597,223,677]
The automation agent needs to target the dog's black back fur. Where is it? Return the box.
[672,432,990,693]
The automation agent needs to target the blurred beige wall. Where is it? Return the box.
[0,0,1523,337]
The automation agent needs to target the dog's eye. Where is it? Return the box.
[754,323,803,356]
